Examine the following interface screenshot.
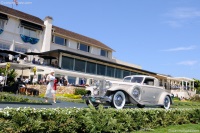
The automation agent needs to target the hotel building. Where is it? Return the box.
[0,5,195,97]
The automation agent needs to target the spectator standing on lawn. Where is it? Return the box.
[44,69,56,103]
[0,73,5,91]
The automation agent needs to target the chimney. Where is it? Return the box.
[41,16,53,52]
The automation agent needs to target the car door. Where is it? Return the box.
[140,78,162,104]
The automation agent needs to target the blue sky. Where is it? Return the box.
[2,0,200,79]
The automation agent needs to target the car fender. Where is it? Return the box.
[85,86,94,94]
[157,92,173,105]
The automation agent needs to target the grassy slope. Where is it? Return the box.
[136,124,200,133]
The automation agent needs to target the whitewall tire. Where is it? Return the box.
[163,95,170,110]
[111,91,126,109]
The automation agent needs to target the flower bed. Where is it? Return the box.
[0,106,200,132]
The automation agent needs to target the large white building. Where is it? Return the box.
[0,5,195,97]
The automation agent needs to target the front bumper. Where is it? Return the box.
[82,95,112,103]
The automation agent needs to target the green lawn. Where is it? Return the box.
[136,124,200,133]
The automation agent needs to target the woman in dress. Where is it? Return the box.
[44,69,56,103]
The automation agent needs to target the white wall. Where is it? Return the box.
[0,17,44,53]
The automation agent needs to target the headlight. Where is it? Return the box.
[93,80,100,89]
[105,81,112,89]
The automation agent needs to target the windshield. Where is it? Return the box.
[131,77,143,84]
[123,77,131,82]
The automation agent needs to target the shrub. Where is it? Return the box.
[190,95,200,102]
[74,88,87,95]
[0,106,200,132]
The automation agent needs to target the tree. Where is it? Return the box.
[194,78,200,94]
[0,68,18,86]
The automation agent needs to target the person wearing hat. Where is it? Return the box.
[44,69,56,103]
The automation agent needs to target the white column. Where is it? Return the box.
[59,53,62,68]
[189,82,191,91]
[182,80,184,90]
[186,81,188,90]
[9,40,15,60]
[193,81,194,91]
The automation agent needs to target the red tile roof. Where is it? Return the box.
[53,26,113,51]
[0,5,43,25]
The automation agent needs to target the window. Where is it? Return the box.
[61,56,74,70]
[86,61,96,74]
[97,64,106,75]
[54,35,66,46]
[100,49,108,57]
[0,19,5,29]
[79,78,87,85]
[106,66,115,77]
[78,43,90,52]
[131,77,144,83]
[74,59,86,72]
[68,76,76,85]
[0,43,10,50]
[123,70,130,78]
[131,72,138,75]
[14,46,27,53]
[115,68,123,78]
[143,78,154,86]
[22,27,37,38]
[123,77,131,82]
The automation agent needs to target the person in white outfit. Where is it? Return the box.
[44,69,56,103]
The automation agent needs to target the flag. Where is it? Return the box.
[13,0,18,5]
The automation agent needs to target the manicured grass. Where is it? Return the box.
[39,93,84,103]
[171,98,200,108]
[136,124,200,133]
[0,92,45,103]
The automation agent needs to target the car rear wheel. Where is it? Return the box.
[85,92,99,108]
[162,95,170,109]
[111,91,126,109]
[137,104,145,108]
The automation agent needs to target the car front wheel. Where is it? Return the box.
[162,95,170,109]
[111,91,126,109]
[85,92,99,108]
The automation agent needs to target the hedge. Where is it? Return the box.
[0,106,200,133]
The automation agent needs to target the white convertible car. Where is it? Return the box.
[82,75,173,109]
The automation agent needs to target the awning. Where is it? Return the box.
[20,20,43,31]
[0,13,8,20]
[39,55,57,60]
[1,49,27,58]
[25,52,44,55]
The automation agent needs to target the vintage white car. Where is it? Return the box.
[83,75,173,109]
